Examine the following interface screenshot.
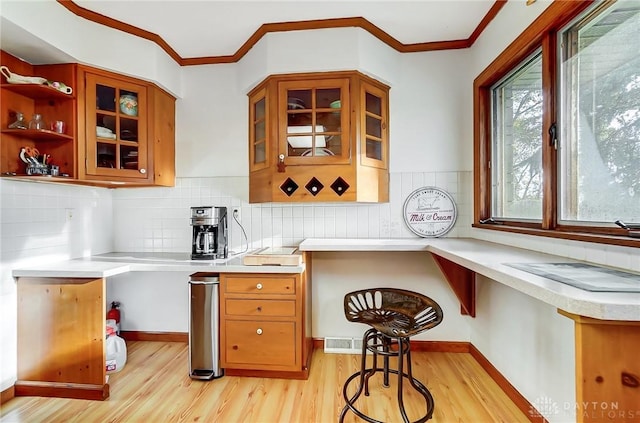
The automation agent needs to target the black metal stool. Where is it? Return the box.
[339,288,444,423]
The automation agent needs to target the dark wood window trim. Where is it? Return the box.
[473,0,640,249]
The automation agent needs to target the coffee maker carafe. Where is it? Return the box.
[191,206,228,260]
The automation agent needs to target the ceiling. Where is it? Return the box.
[69,0,501,62]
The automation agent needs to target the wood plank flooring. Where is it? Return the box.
[0,341,529,423]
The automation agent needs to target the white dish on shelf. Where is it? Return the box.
[301,148,335,157]
[0,66,47,85]
[287,125,327,148]
[97,126,116,139]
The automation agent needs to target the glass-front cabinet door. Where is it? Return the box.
[84,72,148,179]
[360,81,388,169]
[249,86,269,172]
[278,78,350,165]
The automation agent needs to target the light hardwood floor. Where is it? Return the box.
[1,341,530,423]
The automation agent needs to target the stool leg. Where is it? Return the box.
[382,335,390,388]
[405,340,436,423]
[364,330,380,396]
[340,328,377,422]
[405,344,420,392]
[397,337,410,423]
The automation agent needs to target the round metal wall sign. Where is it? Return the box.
[403,186,457,237]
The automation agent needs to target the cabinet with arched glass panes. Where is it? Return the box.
[248,70,388,203]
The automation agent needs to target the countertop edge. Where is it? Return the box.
[12,263,131,279]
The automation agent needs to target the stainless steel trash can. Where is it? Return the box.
[189,273,223,380]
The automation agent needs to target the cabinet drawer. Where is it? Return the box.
[225,299,295,317]
[225,277,296,295]
[224,320,296,366]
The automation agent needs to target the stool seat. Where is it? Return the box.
[345,288,442,337]
[340,288,444,423]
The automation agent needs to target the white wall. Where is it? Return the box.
[0,0,182,96]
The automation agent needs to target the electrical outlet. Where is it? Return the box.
[65,208,74,221]
[233,208,240,221]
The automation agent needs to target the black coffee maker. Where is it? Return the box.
[190,206,228,260]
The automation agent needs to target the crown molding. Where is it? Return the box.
[56,0,507,66]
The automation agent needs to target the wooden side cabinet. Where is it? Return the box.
[220,263,312,379]
[16,277,108,400]
[248,70,389,203]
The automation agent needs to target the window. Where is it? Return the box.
[559,2,640,224]
[474,0,640,247]
[492,52,543,220]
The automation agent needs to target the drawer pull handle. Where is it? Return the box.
[257,306,262,312]
[256,283,263,290]
[256,328,263,335]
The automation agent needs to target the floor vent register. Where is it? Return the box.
[324,337,366,354]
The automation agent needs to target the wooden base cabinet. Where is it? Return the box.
[559,311,640,423]
[220,264,312,379]
[16,277,108,400]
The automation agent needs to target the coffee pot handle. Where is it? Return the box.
[195,232,203,251]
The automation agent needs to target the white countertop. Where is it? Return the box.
[12,238,640,321]
[11,251,306,278]
[299,238,640,321]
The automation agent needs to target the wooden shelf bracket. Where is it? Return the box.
[431,254,476,317]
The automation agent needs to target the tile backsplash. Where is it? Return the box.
[2,169,636,279]
[112,171,473,254]
[0,179,113,294]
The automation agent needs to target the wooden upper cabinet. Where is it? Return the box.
[78,66,175,186]
[248,71,389,203]
[249,86,270,172]
[81,70,149,180]
[360,81,388,170]
[0,49,174,188]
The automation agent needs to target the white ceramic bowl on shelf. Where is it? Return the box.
[287,125,327,148]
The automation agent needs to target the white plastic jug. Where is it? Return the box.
[105,334,127,374]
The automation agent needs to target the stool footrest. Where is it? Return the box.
[339,367,435,423]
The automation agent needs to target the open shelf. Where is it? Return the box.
[1,83,75,100]
[1,129,74,141]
